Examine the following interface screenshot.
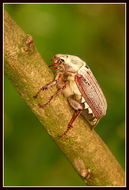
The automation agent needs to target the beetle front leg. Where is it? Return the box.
[33,73,62,99]
[38,83,67,108]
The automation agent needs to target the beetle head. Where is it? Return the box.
[50,54,86,73]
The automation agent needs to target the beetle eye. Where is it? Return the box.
[85,65,89,69]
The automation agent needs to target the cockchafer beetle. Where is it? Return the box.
[34,54,107,137]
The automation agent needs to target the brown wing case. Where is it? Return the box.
[75,68,107,119]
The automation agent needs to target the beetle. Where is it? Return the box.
[33,54,107,137]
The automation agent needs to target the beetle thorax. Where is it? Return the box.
[52,54,86,73]
[64,56,86,73]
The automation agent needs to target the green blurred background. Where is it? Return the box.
[4,3,125,186]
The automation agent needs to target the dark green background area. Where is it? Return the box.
[4,4,125,186]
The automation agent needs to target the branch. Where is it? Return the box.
[4,10,125,186]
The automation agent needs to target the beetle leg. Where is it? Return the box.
[59,109,82,138]
[59,96,83,137]
[33,73,62,98]
[33,81,57,99]
[38,83,67,108]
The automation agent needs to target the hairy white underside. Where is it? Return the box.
[62,80,81,98]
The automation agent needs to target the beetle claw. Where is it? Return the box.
[58,124,73,138]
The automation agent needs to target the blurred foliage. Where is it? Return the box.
[4,3,125,186]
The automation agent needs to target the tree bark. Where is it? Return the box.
[4,10,125,186]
